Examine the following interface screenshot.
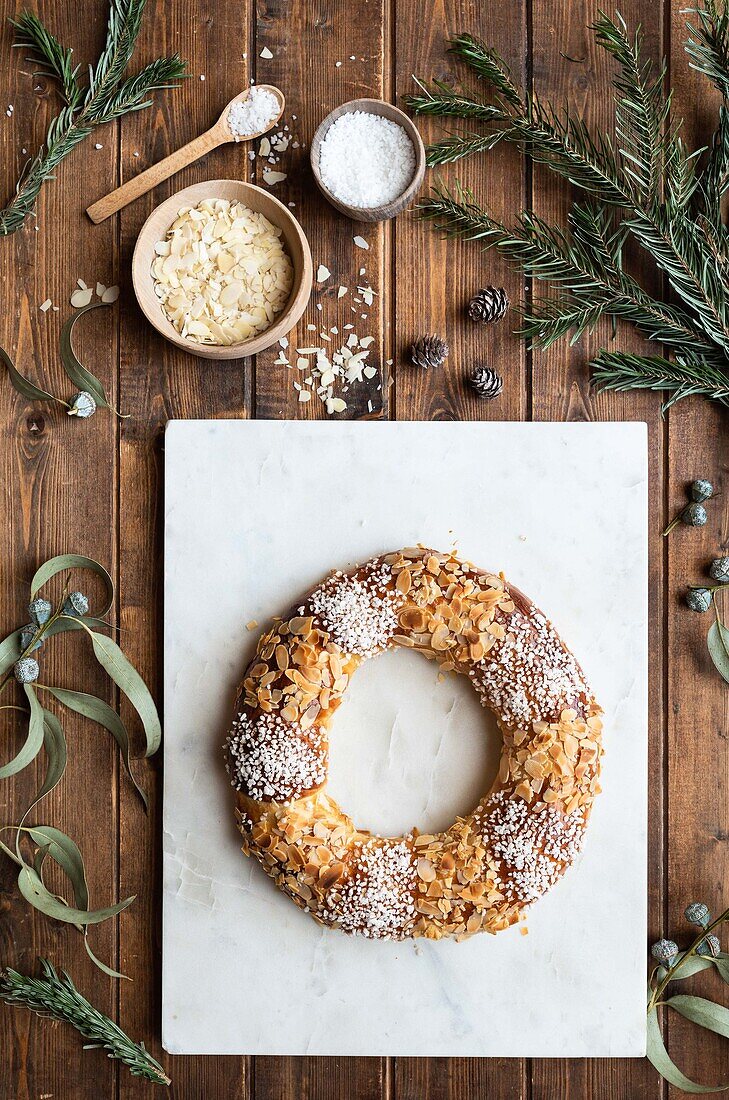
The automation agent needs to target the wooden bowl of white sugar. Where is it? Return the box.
[132,179,312,360]
[310,99,426,222]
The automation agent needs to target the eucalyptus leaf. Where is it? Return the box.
[670,953,715,980]
[667,994,729,1039]
[59,303,126,415]
[0,685,44,780]
[0,629,22,676]
[646,1007,729,1092]
[707,618,729,683]
[17,865,134,925]
[0,343,62,404]
[31,711,68,811]
[31,554,114,617]
[46,687,148,811]
[714,954,729,983]
[88,631,161,756]
[23,824,89,911]
[83,935,130,981]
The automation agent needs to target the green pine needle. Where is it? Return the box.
[0,4,187,236]
[410,2,729,408]
[0,959,170,1086]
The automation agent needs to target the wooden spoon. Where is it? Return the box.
[86,86,286,224]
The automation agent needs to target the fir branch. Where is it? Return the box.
[425,130,504,166]
[0,5,187,236]
[0,959,170,1086]
[10,12,81,107]
[685,0,729,99]
[405,79,504,122]
[448,32,523,109]
[591,350,729,409]
[592,10,671,206]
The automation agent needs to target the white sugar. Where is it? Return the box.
[228,87,280,139]
[319,110,416,209]
[225,712,325,802]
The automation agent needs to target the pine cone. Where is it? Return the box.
[410,333,449,369]
[468,286,509,324]
[469,365,503,400]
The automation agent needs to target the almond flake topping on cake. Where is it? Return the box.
[226,712,326,802]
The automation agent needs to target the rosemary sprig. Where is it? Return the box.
[0,959,170,1086]
[0,2,186,236]
[408,3,729,409]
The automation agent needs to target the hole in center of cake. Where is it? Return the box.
[326,647,501,837]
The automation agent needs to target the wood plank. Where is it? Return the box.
[252,0,390,423]
[252,2,389,1096]
[115,1,253,1097]
[393,0,527,1097]
[665,2,729,1093]
[528,0,665,1096]
[0,3,120,1097]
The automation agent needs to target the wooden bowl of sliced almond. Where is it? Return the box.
[132,179,313,360]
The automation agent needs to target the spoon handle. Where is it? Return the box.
[86,127,228,224]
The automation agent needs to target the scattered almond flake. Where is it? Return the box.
[279,336,289,348]
[385,358,393,365]
[70,287,93,308]
[316,302,323,311]
[344,323,354,330]
[358,286,375,306]
[359,267,366,275]
[296,357,308,369]
[299,390,311,402]
[259,137,271,157]
[133,151,140,157]
[94,143,103,150]
[307,323,317,331]
[260,46,274,59]
[327,396,347,414]
[316,264,331,283]
[353,235,369,249]
[52,306,59,311]
[273,354,289,366]
[330,326,339,334]
[39,299,52,313]
[360,335,374,348]
[347,332,358,347]
[349,55,356,60]
[199,74,206,81]
[363,365,377,379]
[368,399,373,412]
[296,347,321,355]
[335,61,342,68]
[271,134,290,152]
[77,279,88,290]
[320,332,331,341]
[263,169,287,185]
[246,619,258,630]
[101,285,119,304]
[96,282,106,297]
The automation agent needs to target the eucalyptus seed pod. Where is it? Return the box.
[63,590,89,617]
[709,557,729,583]
[686,588,712,613]
[696,934,721,957]
[651,938,679,964]
[14,657,39,683]
[685,901,710,928]
[690,478,713,502]
[28,597,52,626]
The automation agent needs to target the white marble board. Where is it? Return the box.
[163,419,648,1057]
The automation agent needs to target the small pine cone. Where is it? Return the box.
[468,286,509,324]
[469,365,503,401]
[410,334,448,370]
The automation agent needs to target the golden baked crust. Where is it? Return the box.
[224,548,603,941]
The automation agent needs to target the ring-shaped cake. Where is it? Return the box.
[225,548,603,941]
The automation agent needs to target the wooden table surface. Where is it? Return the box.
[0,0,727,1097]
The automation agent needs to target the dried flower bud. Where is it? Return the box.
[19,624,44,652]
[67,391,97,419]
[690,479,714,502]
[651,938,679,964]
[696,934,721,957]
[63,591,89,617]
[685,901,710,927]
[28,597,52,626]
[709,557,729,584]
[682,503,708,527]
[14,657,39,683]
[686,588,712,613]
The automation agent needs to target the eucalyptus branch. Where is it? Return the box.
[0,4,187,236]
[0,959,170,1086]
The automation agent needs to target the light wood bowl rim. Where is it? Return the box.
[131,179,313,360]
[309,98,426,223]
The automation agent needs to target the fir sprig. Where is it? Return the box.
[1,2,186,236]
[408,4,729,409]
[0,959,170,1086]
